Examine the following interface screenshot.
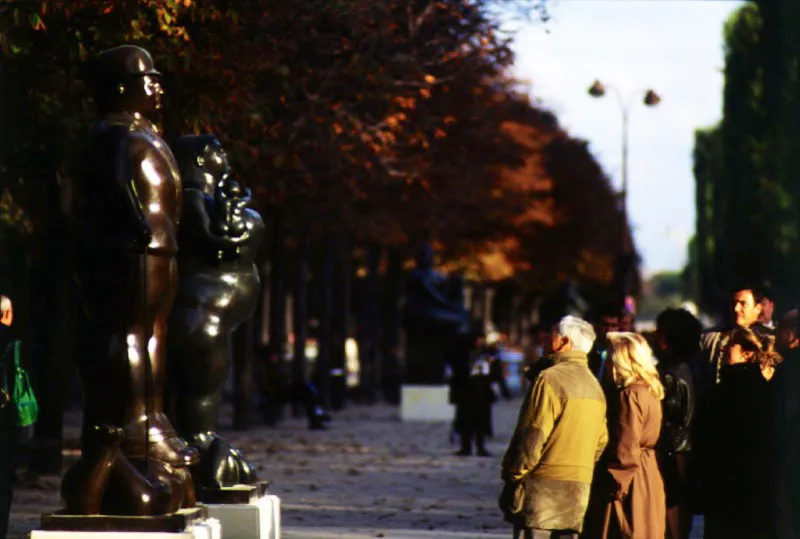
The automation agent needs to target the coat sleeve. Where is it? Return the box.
[501,375,559,482]
[607,388,643,498]
[595,414,609,462]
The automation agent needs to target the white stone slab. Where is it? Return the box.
[400,385,453,422]
[187,518,222,539]
[203,494,281,539]
[31,518,222,539]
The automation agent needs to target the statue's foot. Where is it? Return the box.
[121,413,200,467]
[61,425,125,514]
[102,456,176,515]
[189,432,258,491]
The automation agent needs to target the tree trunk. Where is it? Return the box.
[314,235,336,410]
[381,248,403,404]
[267,212,287,359]
[358,244,381,402]
[32,240,72,474]
[292,229,310,392]
[232,316,255,430]
[330,239,350,410]
[483,286,495,335]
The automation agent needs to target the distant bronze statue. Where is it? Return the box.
[167,134,265,492]
[67,45,197,515]
[401,244,470,384]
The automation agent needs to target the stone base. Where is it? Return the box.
[198,480,270,505]
[33,507,220,538]
[203,494,281,539]
[400,385,453,422]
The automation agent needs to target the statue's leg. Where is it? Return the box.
[120,255,198,468]
[102,456,176,516]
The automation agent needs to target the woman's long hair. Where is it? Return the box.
[607,332,665,400]
[727,326,783,379]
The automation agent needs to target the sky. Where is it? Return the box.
[503,0,745,275]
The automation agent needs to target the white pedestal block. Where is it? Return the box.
[30,518,222,539]
[204,495,281,539]
[400,385,453,422]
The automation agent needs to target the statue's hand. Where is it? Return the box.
[133,221,153,248]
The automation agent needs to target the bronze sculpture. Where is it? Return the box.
[401,244,470,384]
[67,45,196,515]
[167,134,265,492]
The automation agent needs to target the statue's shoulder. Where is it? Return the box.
[244,207,265,229]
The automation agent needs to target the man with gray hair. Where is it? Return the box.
[500,315,608,539]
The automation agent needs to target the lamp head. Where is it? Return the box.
[644,89,661,106]
[588,80,606,98]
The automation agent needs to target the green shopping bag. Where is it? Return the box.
[0,341,38,427]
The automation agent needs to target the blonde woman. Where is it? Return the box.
[582,332,666,539]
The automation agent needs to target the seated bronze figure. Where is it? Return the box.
[67,45,196,515]
[167,134,266,493]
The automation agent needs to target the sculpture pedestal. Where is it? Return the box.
[200,483,281,539]
[400,385,453,422]
[32,508,220,539]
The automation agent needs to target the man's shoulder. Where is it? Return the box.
[700,327,728,349]
[701,326,727,337]
[539,361,603,399]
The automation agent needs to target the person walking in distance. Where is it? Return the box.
[500,316,608,539]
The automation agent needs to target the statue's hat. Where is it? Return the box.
[91,45,161,87]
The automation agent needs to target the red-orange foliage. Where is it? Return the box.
[1,0,631,292]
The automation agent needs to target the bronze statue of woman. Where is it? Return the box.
[167,134,266,492]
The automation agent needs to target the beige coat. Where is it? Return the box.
[583,383,666,539]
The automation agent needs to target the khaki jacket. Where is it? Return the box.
[500,350,608,532]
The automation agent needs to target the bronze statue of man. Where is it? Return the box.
[401,244,470,384]
[67,45,196,515]
[168,134,265,494]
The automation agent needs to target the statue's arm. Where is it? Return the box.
[419,278,461,310]
[183,189,249,247]
[115,137,152,246]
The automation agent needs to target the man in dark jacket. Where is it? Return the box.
[700,282,772,383]
[0,294,14,539]
[771,310,800,538]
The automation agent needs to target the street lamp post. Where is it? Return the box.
[588,80,661,302]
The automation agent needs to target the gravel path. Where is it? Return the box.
[8,399,519,539]
[7,397,704,538]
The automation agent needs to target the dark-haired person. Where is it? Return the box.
[0,294,14,539]
[654,308,704,539]
[776,310,800,356]
[587,303,622,383]
[700,283,772,383]
[699,327,780,539]
[759,282,777,329]
[771,309,800,538]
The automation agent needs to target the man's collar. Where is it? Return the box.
[548,350,589,365]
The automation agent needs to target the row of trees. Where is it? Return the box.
[686,0,800,317]
[0,1,631,464]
